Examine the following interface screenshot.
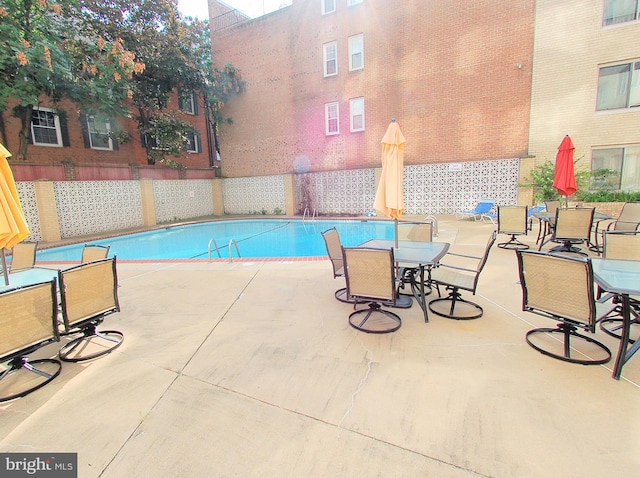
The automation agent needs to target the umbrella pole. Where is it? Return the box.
[394,218,398,249]
[1,248,8,286]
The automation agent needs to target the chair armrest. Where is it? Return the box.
[607,220,640,231]
[436,263,477,274]
[444,251,482,261]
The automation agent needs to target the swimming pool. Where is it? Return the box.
[36,219,398,261]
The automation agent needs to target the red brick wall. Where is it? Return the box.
[3,92,214,179]
[212,0,535,177]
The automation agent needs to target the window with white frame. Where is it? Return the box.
[322,0,336,15]
[185,131,201,153]
[603,0,640,26]
[348,0,363,6]
[87,116,113,150]
[179,90,197,115]
[348,34,364,71]
[596,60,640,110]
[350,97,365,132]
[31,107,63,147]
[325,102,339,135]
[323,41,337,77]
[592,145,640,191]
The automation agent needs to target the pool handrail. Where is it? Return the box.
[208,238,241,263]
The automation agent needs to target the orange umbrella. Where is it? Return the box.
[1,142,30,285]
[374,120,406,246]
[553,135,577,206]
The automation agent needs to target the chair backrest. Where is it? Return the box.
[553,207,594,241]
[613,202,640,231]
[516,250,596,330]
[406,222,433,242]
[321,228,344,278]
[474,230,497,278]
[81,244,110,263]
[59,257,119,331]
[474,199,495,214]
[603,231,640,260]
[342,247,396,303]
[498,205,528,235]
[544,201,561,214]
[9,242,37,272]
[0,279,59,361]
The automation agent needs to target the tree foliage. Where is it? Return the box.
[0,0,244,165]
[0,0,144,159]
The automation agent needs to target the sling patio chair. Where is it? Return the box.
[592,201,640,253]
[342,246,402,334]
[58,257,123,362]
[535,200,562,245]
[516,250,611,365]
[8,242,38,272]
[538,207,595,255]
[428,230,497,320]
[396,221,435,298]
[497,205,529,249]
[81,244,110,263]
[321,227,356,303]
[597,231,640,344]
[456,199,495,222]
[0,279,61,402]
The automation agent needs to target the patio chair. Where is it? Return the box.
[496,205,529,249]
[342,247,402,333]
[538,207,594,255]
[0,279,61,402]
[428,230,497,320]
[58,257,123,362]
[9,242,38,272]
[593,202,640,253]
[536,200,561,245]
[598,231,640,343]
[527,204,546,231]
[516,250,611,365]
[81,244,110,263]
[397,222,434,297]
[456,199,495,221]
[321,227,355,303]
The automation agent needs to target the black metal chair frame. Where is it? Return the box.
[58,257,123,362]
[342,247,402,334]
[497,205,529,250]
[428,231,497,320]
[0,279,61,402]
[516,250,611,365]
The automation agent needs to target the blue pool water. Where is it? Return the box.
[36,219,397,261]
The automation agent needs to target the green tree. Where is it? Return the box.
[80,0,244,165]
[0,0,143,159]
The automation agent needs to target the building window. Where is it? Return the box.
[350,97,365,132]
[185,131,201,153]
[87,116,113,150]
[179,90,198,115]
[596,61,640,110]
[323,42,337,77]
[348,34,364,71]
[31,107,63,147]
[603,0,640,26]
[592,146,640,191]
[325,102,339,135]
[322,0,336,15]
[347,0,363,5]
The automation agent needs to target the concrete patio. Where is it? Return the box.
[1,216,638,477]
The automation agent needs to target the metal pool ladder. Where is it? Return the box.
[208,238,241,263]
[302,208,318,223]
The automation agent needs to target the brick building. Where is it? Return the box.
[210,0,535,178]
[528,0,640,191]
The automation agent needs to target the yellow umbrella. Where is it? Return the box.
[374,119,406,246]
[1,142,30,285]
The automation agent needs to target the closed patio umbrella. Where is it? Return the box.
[1,142,30,285]
[553,135,577,207]
[374,119,406,247]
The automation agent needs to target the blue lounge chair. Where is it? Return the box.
[456,199,495,221]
